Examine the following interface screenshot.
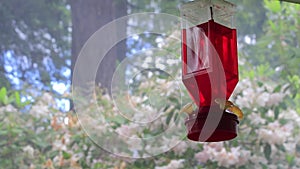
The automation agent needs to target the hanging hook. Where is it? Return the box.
[210,6,214,20]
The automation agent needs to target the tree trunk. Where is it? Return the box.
[70,0,127,93]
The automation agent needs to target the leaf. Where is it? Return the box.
[260,163,268,169]
[274,107,279,120]
[107,116,126,124]
[264,0,281,13]
[296,144,300,152]
[173,112,179,122]
[0,130,8,136]
[248,70,255,80]
[279,118,288,125]
[21,100,31,107]
[257,81,264,87]
[15,92,22,108]
[31,137,48,149]
[273,85,282,93]
[93,163,104,169]
[166,111,174,125]
[49,150,60,159]
[62,150,72,159]
[275,144,286,152]
[286,154,295,166]
[268,20,276,30]
[264,143,271,161]
[7,94,15,105]
[279,102,287,110]
[10,128,23,135]
[168,96,179,104]
[0,87,8,105]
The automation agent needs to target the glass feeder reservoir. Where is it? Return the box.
[180,0,239,142]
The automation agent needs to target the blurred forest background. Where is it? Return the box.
[0,0,300,168]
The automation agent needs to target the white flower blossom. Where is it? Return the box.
[256,92,270,107]
[52,134,71,151]
[125,136,143,151]
[237,149,251,166]
[194,143,250,167]
[194,151,210,163]
[250,155,268,166]
[258,121,293,144]
[29,102,49,118]
[1,104,18,113]
[266,93,285,107]
[41,92,55,104]
[116,123,140,137]
[248,113,266,125]
[23,145,34,158]
[214,148,239,167]
[283,142,296,154]
[155,159,184,169]
[280,109,300,125]
[206,142,223,152]
[172,141,188,155]
[145,144,169,156]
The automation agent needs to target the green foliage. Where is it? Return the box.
[243,1,300,74]
[264,143,271,161]
[0,87,8,106]
[229,0,267,40]
[0,87,30,108]
[264,0,281,13]
[236,0,300,115]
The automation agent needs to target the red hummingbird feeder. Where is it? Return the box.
[180,0,239,142]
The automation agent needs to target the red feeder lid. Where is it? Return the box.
[185,106,239,142]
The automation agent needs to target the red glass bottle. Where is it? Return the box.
[180,0,239,142]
